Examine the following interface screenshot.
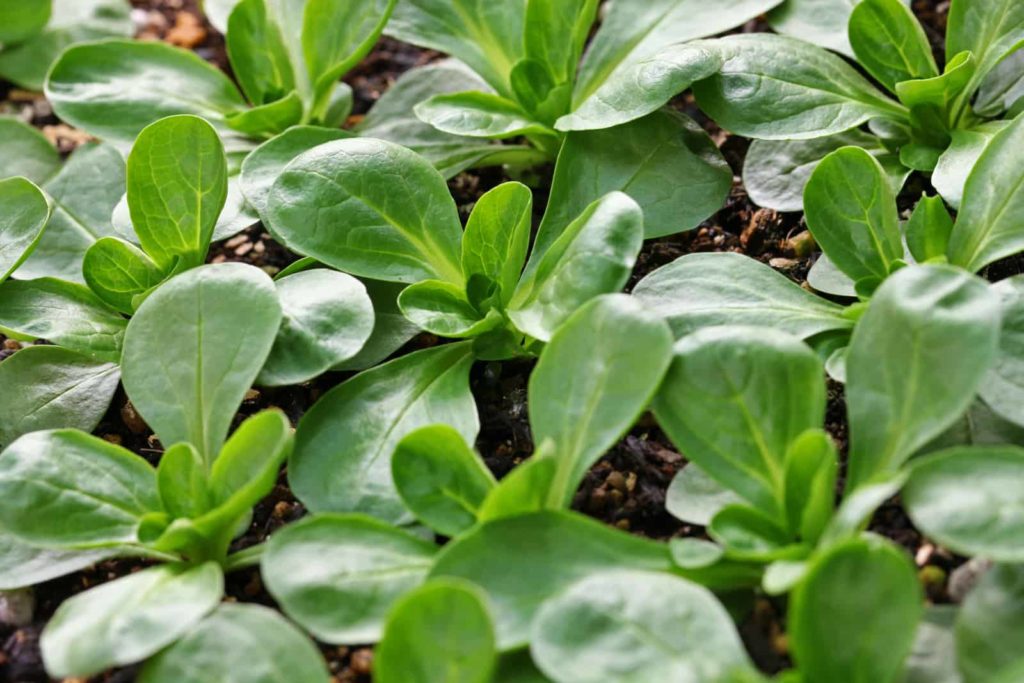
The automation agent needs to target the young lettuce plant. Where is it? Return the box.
[0,0,131,90]
[0,115,376,447]
[389,0,778,155]
[691,0,1024,210]
[0,262,330,681]
[261,137,681,524]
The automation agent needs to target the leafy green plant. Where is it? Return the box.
[694,0,1024,210]
[0,115,376,447]
[0,261,328,680]
[0,0,131,90]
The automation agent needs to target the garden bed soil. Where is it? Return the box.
[0,1,973,681]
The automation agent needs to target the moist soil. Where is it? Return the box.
[0,1,985,680]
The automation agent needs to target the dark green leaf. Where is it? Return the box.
[848,0,938,93]
[956,563,1024,683]
[414,91,554,140]
[0,177,50,283]
[397,280,494,338]
[461,181,532,306]
[82,237,166,314]
[905,195,955,263]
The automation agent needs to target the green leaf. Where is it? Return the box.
[848,0,938,93]
[461,181,532,306]
[40,562,223,678]
[0,278,126,362]
[121,263,282,462]
[632,253,853,340]
[0,346,119,449]
[262,513,436,643]
[932,122,1006,209]
[415,91,554,140]
[139,603,329,683]
[654,326,825,519]
[0,0,132,91]
[208,409,292,509]
[258,269,375,386]
[387,0,526,95]
[981,276,1024,427]
[127,115,228,272]
[531,570,752,683]
[976,49,1024,116]
[905,194,955,263]
[17,141,126,283]
[0,117,60,185]
[803,146,903,286]
[666,463,745,526]
[529,295,673,507]
[335,278,421,371]
[376,579,497,683]
[477,449,558,522]
[509,193,643,342]
[82,237,166,314]
[494,651,553,683]
[904,446,1024,561]
[0,534,120,591]
[573,0,781,106]
[391,425,496,537]
[783,429,838,543]
[397,280,495,338]
[707,505,796,561]
[266,137,464,284]
[224,85,304,138]
[791,537,923,681]
[240,125,352,218]
[302,0,397,119]
[46,40,247,151]
[902,606,960,683]
[357,60,530,178]
[430,511,673,649]
[225,0,296,106]
[558,43,722,132]
[956,563,1024,683]
[845,266,1001,489]
[896,52,977,147]
[820,472,907,547]
[157,443,209,521]
[744,132,909,212]
[0,0,50,44]
[289,342,478,522]
[0,177,50,284]
[538,111,730,247]
[946,112,1024,272]
[693,33,904,140]
[768,0,911,58]
[946,0,1024,96]
[806,252,857,298]
[0,430,160,549]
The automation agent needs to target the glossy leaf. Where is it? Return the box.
[225,0,296,106]
[40,562,223,678]
[932,122,1006,209]
[632,253,853,340]
[655,326,825,518]
[803,146,903,286]
[693,34,904,140]
[121,263,282,462]
[126,115,228,272]
[477,449,559,523]
[946,0,1024,92]
[258,269,374,386]
[956,563,1024,683]
[391,425,496,537]
[375,579,497,683]
[790,536,923,683]
[904,447,1024,561]
[397,280,493,338]
[666,463,745,526]
[431,511,674,649]
[47,40,246,151]
[509,193,643,342]
[415,92,554,140]
[768,0,906,57]
[0,346,119,449]
[139,603,329,683]
[905,194,955,263]
[529,295,673,507]
[461,181,532,306]
[0,535,120,591]
[266,137,464,284]
[0,177,50,283]
[848,0,938,93]
[289,342,478,522]
[0,430,160,549]
[0,278,127,362]
[532,570,751,683]
[335,278,420,371]
[82,237,165,314]
[0,117,61,185]
[262,513,436,643]
[946,112,1024,272]
[538,111,730,249]
[976,49,1024,116]
[845,266,1001,489]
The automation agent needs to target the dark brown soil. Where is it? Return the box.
[0,2,978,681]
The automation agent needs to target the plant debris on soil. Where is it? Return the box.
[0,1,980,681]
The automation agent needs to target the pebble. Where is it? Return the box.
[0,589,34,627]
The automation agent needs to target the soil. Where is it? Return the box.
[0,1,980,681]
